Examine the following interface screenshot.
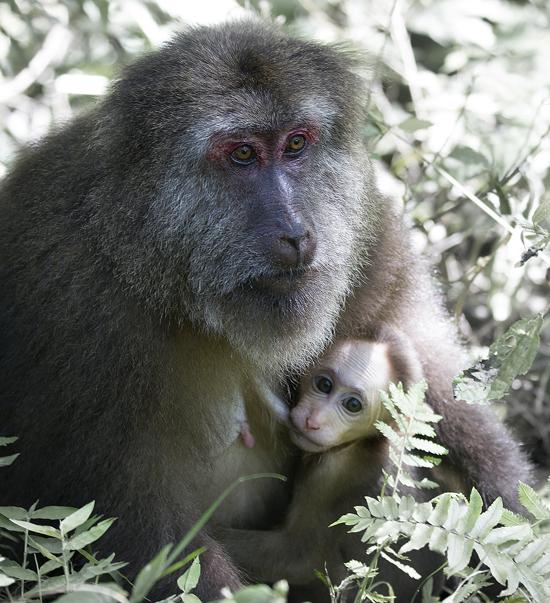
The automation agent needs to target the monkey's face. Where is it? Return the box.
[289,340,392,451]
[103,24,377,373]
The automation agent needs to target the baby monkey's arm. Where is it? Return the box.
[239,381,290,448]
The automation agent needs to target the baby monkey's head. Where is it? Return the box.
[289,334,421,453]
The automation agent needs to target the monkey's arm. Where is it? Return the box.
[428,384,532,513]
[405,284,532,513]
[217,526,330,584]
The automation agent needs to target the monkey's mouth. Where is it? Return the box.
[251,268,319,293]
[289,428,331,453]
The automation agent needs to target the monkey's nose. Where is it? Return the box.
[272,228,317,268]
[305,417,320,431]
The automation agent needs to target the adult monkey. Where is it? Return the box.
[0,20,531,600]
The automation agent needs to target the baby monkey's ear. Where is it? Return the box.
[376,325,424,387]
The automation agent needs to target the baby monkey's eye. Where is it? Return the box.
[342,396,363,413]
[313,375,333,394]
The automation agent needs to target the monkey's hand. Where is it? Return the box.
[253,380,290,424]
[264,390,290,423]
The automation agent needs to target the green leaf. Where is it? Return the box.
[33,506,78,520]
[459,489,483,533]
[399,117,432,132]
[501,508,528,526]
[454,315,544,403]
[489,315,544,399]
[380,496,399,520]
[181,595,202,603]
[77,557,127,581]
[66,518,116,550]
[129,544,171,603]
[475,544,516,586]
[447,572,492,603]
[54,594,115,603]
[0,560,38,581]
[400,523,432,554]
[54,583,127,603]
[469,498,503,539]
[0,572,15,587]
[28,536,63,561]
[518,482,550,520]
[0,506,30,520]
[216,582,287,602]
[177,557,201,594]
[379,550,421,579]
[10,519,61,538]
[61,501,95,533]
[39,556,65,575]
[428,494,453,526]
[428,526,448,554]
[163,546,205,578]
[530,551,550,575]
[514,536,550,565]
[446,532,474,572]
[449,145,489,166]
[482,524,532,547]
[0,453,20,466]
[408,437,447,456]
[0,436,18,446]
[533,200,550,226]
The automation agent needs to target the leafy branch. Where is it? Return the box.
[453,314,545,404]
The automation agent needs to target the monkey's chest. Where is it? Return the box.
[173,329,293,527]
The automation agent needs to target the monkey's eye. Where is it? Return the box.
[284,134,307,156]
[230,144,256,165]
[313,375,333,394]
[342,397,363,413]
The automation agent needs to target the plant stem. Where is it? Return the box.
[20,526,29,595]
[353,546,382,603]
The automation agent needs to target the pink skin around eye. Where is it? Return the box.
[206,136,267,164]
[206,126,320,165]
[275,128,319,157]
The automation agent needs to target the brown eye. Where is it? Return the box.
[314,375,332,394]
[285,134,307,155]
[342,397,363,414]
[230,144,256,165]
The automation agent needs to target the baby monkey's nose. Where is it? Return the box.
[305,416,320,431]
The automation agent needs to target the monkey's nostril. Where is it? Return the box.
[273,229,317,268]
[280,231,306,250]
[305,417,320,431]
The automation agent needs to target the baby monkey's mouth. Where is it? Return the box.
[289,426,331,453]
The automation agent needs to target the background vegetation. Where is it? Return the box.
[1,0,550,600]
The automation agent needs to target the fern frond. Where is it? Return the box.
[376,381,447,494]
[342,489,550,601]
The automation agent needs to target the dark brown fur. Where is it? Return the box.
[0,20,531,600]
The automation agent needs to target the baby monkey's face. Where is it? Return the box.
[289,339,394,453]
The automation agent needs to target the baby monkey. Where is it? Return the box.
[227,327,439,602]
